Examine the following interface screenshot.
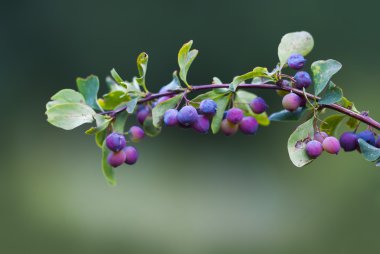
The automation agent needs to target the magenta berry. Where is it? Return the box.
[287,54,306,70]
[107,150,127,167]
[192,115,210,133]
[282,93,301,112]
[294,71,312,89]
[306,140,323,158]
[226,108,244,124]
[239,116,258,135]
[322,136,341,154]
[357,130,376,146]
[339,132,358,152]
[177,105,198,126]
[221,119,238,136]
[163,109,178,126]
[123,146,139,165]
[249,97,268,114]
[106,133,126,152]
[199,99,217,115]
[136,107,150,125]
[314,132,328,143]
[129,126,145,142]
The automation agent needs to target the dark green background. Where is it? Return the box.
[2,0,380,253]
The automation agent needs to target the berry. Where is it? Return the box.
[287,54,306,70]
[177,105,198,126]
[123,146,139,165]
[357,130,376,146]
[192,115,210,133]
[129,126,145,142]
[376,137,380,148]
[322,136,341,154]
[136,106,150,125]
[156,96,171,105]
[226,108,244,124]
[314,132,328,143]
[106,133,126,152]
[249,97,268,114]
[220,119,238,136]
[294,71,312,89]
[282,93,301,112]
[306,140,323,158]
[239,116,258,135]
[163,109,178,126]
[199,99,217,115]
[339,132,358,152]
[107,150,127,167]
[276,79,291,97]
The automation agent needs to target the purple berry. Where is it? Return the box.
[220,119,238,136]
[136,107,150,125]
[282,93,301,112]
[106,133,126,152]
[123,146,139,165]
[107,150,127,167]
[287,54,306,70]
[199,99,217,115]
[322,136,341,154]
[163,109,178,126]
[339,132,358,152]
[177,105,198,126]
[306,140,323,158]
[129,126,145,142]
[226,108,244,124]
[294,71,312,89]
[192,115,210,133]
[239,116,258,135]
[156,96,171,105]
[357,130,376,146]
[314,132,328,143]
[249,97,268,114]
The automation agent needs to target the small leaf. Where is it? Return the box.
[235,90,270,126]
[269,108,307,122]
[152,94,183,127]
[318,81,343,105]
[76,75,101,110]
[95,129,107,148]
[320,114,346,136]
[287,117,315,167]
[113,111,129,133]
[338,97,360,113]
[110,68,123,83]
[46,103,96,130]
[278,31,314,67]
[229,67,270,91]
[100,90,131,110]
[115,97,139,114]
[101,141,116,186]
[136,52,149,92]
[178,40,199,87]
[85,114,112,135]
[358,139,380,162]
[143,116,161,137]
[159,71,182,92]
[211,93,231,134]
[311,59,342,95]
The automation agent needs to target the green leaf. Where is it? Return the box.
[287,117,315,167]
[311,59,342,95]
[178,40,198,87]
[46,103,96,130]
[85,114,112,135]
[143,116,161,137]
[101,141,116,186]
[338,97,360,113]
[99,90,131,110]
[136,52,149,92]
[318,81,343,105]
[159,71,182,92]
[190,90,226,106]
[269,108,306,122]
[95,129,107,148]
[235,90,270,126]
[278,31,314,67]
[115,97,139,114]
[113,111,129,133]
[358,139,380,162]
[110,68,123,83]
[229,67,270,91]
[346,117,359,129]
[320,114,346,136]
[50,89,85,103]
[152,94,183,127]
[211,94,231,134]
[76,75,101,110]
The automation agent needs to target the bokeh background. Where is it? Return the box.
[2,0,380,253]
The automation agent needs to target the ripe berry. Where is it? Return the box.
[249,97,268,114]
[107,150,127,167]
[106,133,126,152]
[294,71,312,89]
[199,99,217,115]
[226,108,244,124]
[322,136,341,154]
[314,132,328,143]
[192,115,210,133]
[129,126,145,142]
[123,146,139,165]
[339,132,358,152]
[136,106,150,125]
[220,119,238,136]
[282,93,301,112]
[306,140,323,158]
[163,109,178,126]
[239,116,258,135]
[276,79,291,97]
[177,105,198,126]
[357,130,376,146]
[287,54,306,70]
[156,96,171,105]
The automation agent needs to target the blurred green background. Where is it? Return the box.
[2,0,380,253]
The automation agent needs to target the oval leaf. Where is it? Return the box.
[278,31,314,67]
[178,40,198,87]
[358,139,380,162]
[76,75,101,110]
[311,59,342,95]
[211,94,231,134]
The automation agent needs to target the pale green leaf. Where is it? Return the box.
[311,59,342,95]
[278,31,314,67]
[229,67,270,91]
[318,81,343,105]
[136,52,149,92]
[358,139,380,162]
[76,75,101,110]
[85,114,112,135]
[178,40,198,87]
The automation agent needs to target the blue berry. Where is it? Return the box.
[199,99,217,115]
[163,109,178,126]
[287,54,306,70]
[226,108,244,124]
[177,105,198,126]
[294,71,312,89]
[339,132,358,152]
[123,146,138,165]
[239,116,258,135]
[192,115,210,133]
[306,140,323,158]
[106,133,126,152]
[249,97,268,114]
[357,130,376,146]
